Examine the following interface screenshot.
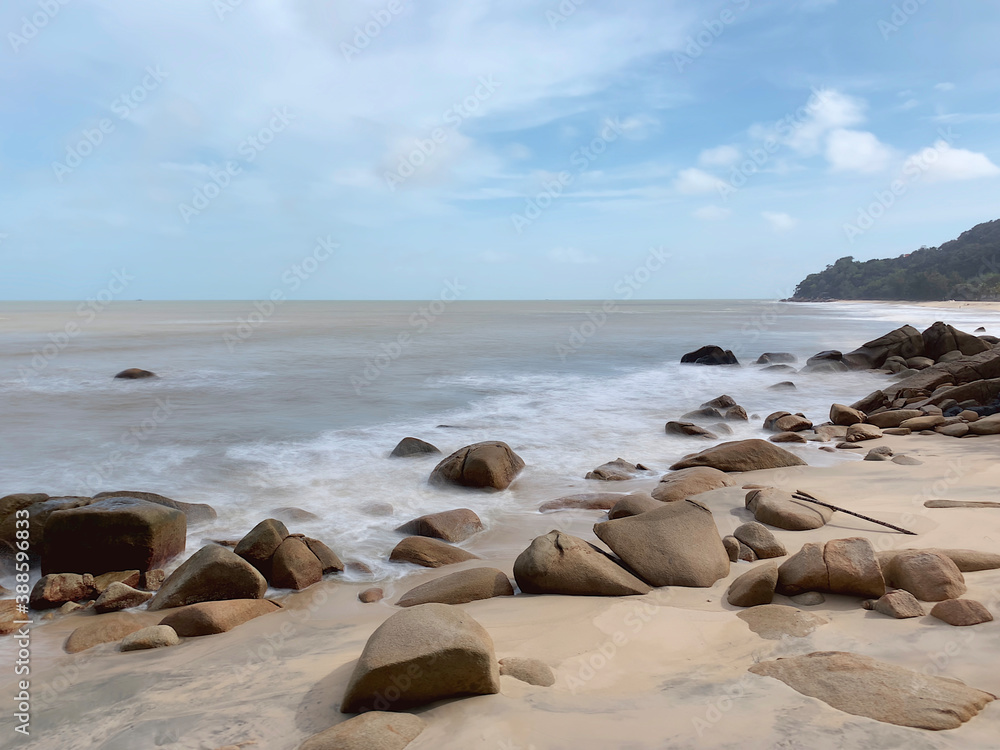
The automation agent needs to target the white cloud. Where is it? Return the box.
[825,129,892,173]
[694,205,731,221]
[674,167,726,195]
[935,82,956,92]
[549,247,598,264]
[762,211,796,231]
[618,114,659,140]
[903,141,1000,183]
[781,89,867,156]
[699,145,741,167]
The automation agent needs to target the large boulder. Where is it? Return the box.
[882,550,966,601]
[726,562,778,607]
[922,322,991,360]
[830,404,865,426]
[513,531,651,596]
[756,352,797,365]
[271,536,324,590]
[234,518,289,580]
[389,537,479,568]
[608,492,661,520]
[147,545,268,611]
[299,712,426,750]
[749,651,995,729]
[867,409,923,428]
[93,490,217,525]
[804,350,848,372]
[669,440,807,472]
[429,442,524,490]
[585,458,648,480]
[846,423,883,442]
[733,522,786,558]
[158,599,281,636]
[340,603,501,713]
[844,325,925,370]
[665,421,716,439]
[745,489,832,531]
[302,537,344,574]
[930,599,993,626]
[29,573,97,610]
[41,497,186,576]
[777,538,884,597]
[593,500,730,587]
[397,509,483,543]
[680,345,739,365]
[396,568,514,607]
[651,467,736,502]
[390,437,441,458]
[64,612,151,653]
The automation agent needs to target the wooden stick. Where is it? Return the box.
[793,490,917,535]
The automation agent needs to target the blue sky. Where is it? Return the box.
[2,0,999,300]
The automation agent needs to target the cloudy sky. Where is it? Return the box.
[2,0,999,300]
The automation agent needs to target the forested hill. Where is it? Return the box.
[790,219,1000,301]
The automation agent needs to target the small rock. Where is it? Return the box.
[733,522,786,559]
[871,590,925,619]
[665,421,717,439]
[892,455,922,465]
[770,432,807,443]
[114,368,156,379]
[846,424,883,442]
[864,446,894,461]
[120,624,180,652]
[429,441,524,490]
[883,550,965,602]
[930,599,993,626]
[727,562,778,607]
[271,537,325,590]
[233,518,289,580]
[608,492,660,520]
[359,588,384,604]
[29,573,97,610]
[585,458,649,480]
[389,537,480,568]
[93,570,141,594]
[65,613,149,653]
[723,535,740,563]
[396,508,484,543]
[651,466,737,502]
[390,437,441,457]
[94,582,153,614]
[499,657,556,687]
[745,489,832,531]
[789,592,825,606]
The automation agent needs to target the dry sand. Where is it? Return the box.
[3,432,1000,749]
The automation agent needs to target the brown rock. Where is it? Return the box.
[883,550,965,601]
[499,657,555,687]
[115,368,156,379]
[830,404,866,426]
[737,604,827,638]
[429,441,524,490]
[773,415,812,433]
[340,603,501,713]
[359,588,384,604]
[141,569,165,591]
[651,466,737,502]
[147,545,268,611]
[93,490,217,525]
[593,500,730,588]
[234,518,289,580]
[302,538,344,574]
[824,537,885,598]
[745,489,832,531]
[299,712,425,750]
[868,409,923,428]
[585,458,648,480]
[930,599,993,626]
[513,531,651,597]
[846,423,883,442]
[723,535,740,562]
[871,590,925,618]
[29,573,97,610]
[94,582,153,613]
[770,432,807,443]
[396,509,484,543]
[968,414,1000,435]
[539,493,623,512]
[776,542,829,595]
[608,492,660,520]
[389,537,479,568]
[670,439,807,473]
[64,612,149,653]
[665,421,716,439]
[726,562,778,607]
[396,568,514,608]
[937,422,970,437]
[93,570,141,594]
[390,437,441,457]
[271,536,324,590]
[749,651,995,729]
[900,415,947,431]
[733,522,786,558]
[158,599,281,636]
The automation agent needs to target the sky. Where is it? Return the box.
[2,0,1000,301]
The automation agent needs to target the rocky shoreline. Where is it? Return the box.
[3,319,1000,749]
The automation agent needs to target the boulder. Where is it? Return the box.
[513,531,651,597]
[234,518,289,580]
[359,588,384,604]
[830,404,865,426]
[681,346,739,365]
[883,550,965,601]
[665,421,716,439]
[396,509,484,543]
[737,604,827,638]
[585,458,648,481]
[922,321,991,360]
[790,591,825,606]
[756,352,797,365]
[968,414,1000,435]
[299,712,426,750]
[93,490,217,525]
[29,573,97,610]
[745,489,832,531]
[539,493,623,512]
[723,536,740,562]
[396,568,514,608]
[900,415,947,431]
[773,415,812,433]
[593,500,730,588]
[669,439,807,473]
[94,582,153,613]
[805,351,848,372]
[93,570,141,594]
[429,441,524,491]
[733,522,786,559]
[147,545,268,611]
[749,651,995,729]
[142,569,165,591]
[114,368,156,379]
[271,536,324,590]
[768,380,797,389]
[651,467,736,502]
[119,624,180,652]
[867,409,923,428]
[683,407,723,420]
[499,657,555,687]
[825,537,885,598]
[340,603,501,713]
[702,395,737,409]
[770,432,807,443]
[726,562,778,607]
[65,612,150,653]
[906,356,936,370]
[725,405,748,421]
[846,423,883,442]
[930,599,993,626]
[863,446,894,461]
[271,506,320,522]
[390,437,441,458]
[158,599,281,636]
[608,492,661,520]
[302,537,344,574]
[389,537,480,568]
[937,422,970,437]
[763,411,790,430]
[41,497,185,576]
[869,591,925,619]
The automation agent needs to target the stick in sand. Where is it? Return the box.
[793,490,917,535]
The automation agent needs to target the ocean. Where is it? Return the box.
[2,299,998,581]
